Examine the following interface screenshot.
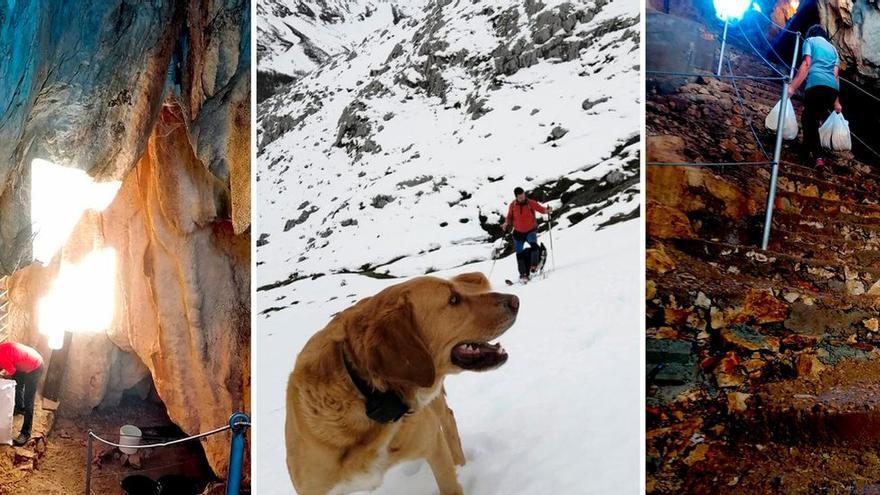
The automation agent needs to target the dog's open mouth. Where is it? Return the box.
[451,342,508,371]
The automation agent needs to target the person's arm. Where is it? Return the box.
[529,199,549,214]
[834,65,842,113]
[502,203,513,231]
[787,56,811,97]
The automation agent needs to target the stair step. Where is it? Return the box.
[756,360,880,445]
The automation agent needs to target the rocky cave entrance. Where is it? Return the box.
[0,2,250,492]
[6,367,217,494]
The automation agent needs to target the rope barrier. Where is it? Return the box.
[841,77,880,104]
[751,7,801,35]
[646,70,786,81]
[89,424,232,450]
[647,161,774,167]
[726,57,771,161]
[85,413,250,495]
[736,22,786,78]
[851,131,880,162]
[749,16,794,72]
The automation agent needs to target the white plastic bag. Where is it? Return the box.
[827,112,851,151]
[818,113,835,149]
[765,98,799,140]
[0,379,15,445]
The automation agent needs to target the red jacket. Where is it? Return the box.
[506,199,547,233]
[0,343,43,376]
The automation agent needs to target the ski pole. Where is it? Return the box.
[548,211,556,272]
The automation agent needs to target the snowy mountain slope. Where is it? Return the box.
[256,0,640,287]
[257,0,422,76]
[254,220,640,494]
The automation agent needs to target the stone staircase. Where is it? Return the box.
[647,37,880,494]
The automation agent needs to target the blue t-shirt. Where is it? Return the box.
[803,37,839,91]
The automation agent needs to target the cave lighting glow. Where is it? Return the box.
[790,0,799,10]
[714,0,752,20]
[31,159,121,263]
[38,248,117,350]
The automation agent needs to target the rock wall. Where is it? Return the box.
[7,105,250,477]
[818,0,880,83]
[0,0,251,478]
[0,0,251,276]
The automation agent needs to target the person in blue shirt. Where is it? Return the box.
[787,24,842,168]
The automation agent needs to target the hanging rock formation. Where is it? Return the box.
[0,0,250,478]
[817,0,880,83]
[0,0,251,275]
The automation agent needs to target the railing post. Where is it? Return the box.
[761,32,801,250]
[85,431,93,495]
[226,412,250,495]
[717,19,730,76]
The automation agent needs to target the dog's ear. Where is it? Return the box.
[354,293,436,389]
[451,272,491,292]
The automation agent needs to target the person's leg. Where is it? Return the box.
[802,87,821,162]
[13,372,25,412]
[513,234,528,277]
[527,231,539,269]
[18,366,42,440]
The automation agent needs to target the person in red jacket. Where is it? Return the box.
[502,187,552,282]
[0,342,44,445]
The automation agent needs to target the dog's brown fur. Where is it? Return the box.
[285,272,518,495]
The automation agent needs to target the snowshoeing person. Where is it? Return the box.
[787,24,843,169]
[0,342,44,446]
[502,187,552,283]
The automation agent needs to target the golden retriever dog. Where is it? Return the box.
[285,272,519,495]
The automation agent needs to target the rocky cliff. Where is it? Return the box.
[0,0,250,477]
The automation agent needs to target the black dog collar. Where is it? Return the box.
[342,349,410,423]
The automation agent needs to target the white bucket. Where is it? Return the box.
[118,424,142,455]
[0,379,14,445]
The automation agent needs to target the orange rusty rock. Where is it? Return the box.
[743,289,789,324]
[647,135,686,163]
[715,351,744,387]
[795,352,826,379]
[647,201,695,239]
[727,392,751,414]
[683,443,710,466]
[647,279,657,299]
[647,247,676,274]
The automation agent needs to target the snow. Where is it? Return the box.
[254,221,640,494]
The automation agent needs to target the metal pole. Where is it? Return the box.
[548,213,556,272]
[226,412,250,495]
[85,431,93,495]
[760,33,801,250]
[717,19,730,76]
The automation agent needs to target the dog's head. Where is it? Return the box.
[343,272,519,393]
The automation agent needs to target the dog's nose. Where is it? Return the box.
[508,295,519,312]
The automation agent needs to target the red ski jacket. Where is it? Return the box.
[0,342,43,376]
[506,199,547,233]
